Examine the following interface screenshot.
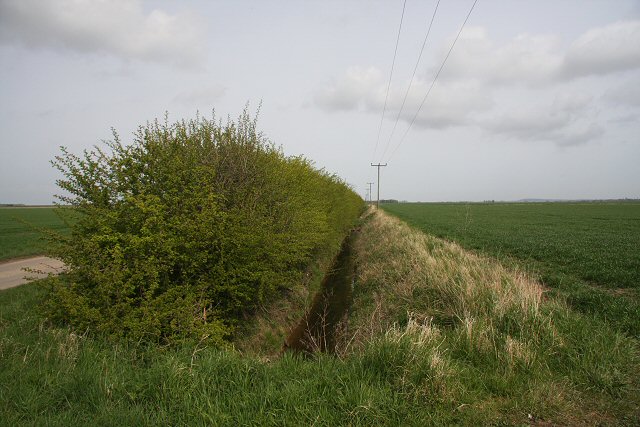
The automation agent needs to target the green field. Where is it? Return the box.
[382,202,640,337]
[0,207,68,261]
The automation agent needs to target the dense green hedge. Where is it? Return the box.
[45,111,363,344]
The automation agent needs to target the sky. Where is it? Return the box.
[1,0,639,204]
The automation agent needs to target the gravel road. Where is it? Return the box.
[0,256,65,290]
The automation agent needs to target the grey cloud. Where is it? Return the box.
[0,0,205,67]
[554,123,604,147]
[551,93,594,115]
[314,88,361,112]
[480,94,602,146]
[173,86,227,106]
[483,111,565,137]
[608,113,639,124]
[604,79,640,107]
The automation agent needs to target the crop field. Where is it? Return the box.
[382,202,640,337]
[0,207,68,261]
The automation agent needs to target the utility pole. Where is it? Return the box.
[366,182,374,205]
[370,163,387,209]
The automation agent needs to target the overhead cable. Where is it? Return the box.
[371,0,407,163]
[386,0,479,163]
[379,0,441,162]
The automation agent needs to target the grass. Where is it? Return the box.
[0,207,68,261]
[382,202,640,338]
[1,209,638,425]
[346,209,640,424]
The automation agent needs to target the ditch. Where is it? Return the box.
[284,229,358,353]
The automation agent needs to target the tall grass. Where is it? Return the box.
[382,202,640,337]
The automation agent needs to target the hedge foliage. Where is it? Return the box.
[45,111,363,345]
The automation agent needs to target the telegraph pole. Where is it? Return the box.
[370,163,387,209]
[366,182,374,205]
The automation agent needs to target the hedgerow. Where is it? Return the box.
[45,110,363,345]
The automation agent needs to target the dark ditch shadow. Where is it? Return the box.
[284,229,358,354]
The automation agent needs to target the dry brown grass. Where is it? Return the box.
[348,209,545,350]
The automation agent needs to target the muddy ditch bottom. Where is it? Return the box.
[284,229,358,354]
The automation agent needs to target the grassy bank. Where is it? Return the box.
[346,210,639,424]
[382,202,640,338]
[0,207,68,261]
[2,210,638,425]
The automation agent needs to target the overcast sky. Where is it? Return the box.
[1,0,639,204]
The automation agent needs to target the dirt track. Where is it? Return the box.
[0,256,65,290]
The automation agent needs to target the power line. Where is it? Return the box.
[385,0,479,163]
[371,0,407,163]
[378,0,441,162]
[367,182,375,203]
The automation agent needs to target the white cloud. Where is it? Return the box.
[394,79,492,129]
[432,21,640,84]
[313,66,604,146]
[314,66,383,111]
[0,0,204,67]
[563,20,640,78]
[442,27,563,85]
[314,66,491,129]
[313,20,640,147]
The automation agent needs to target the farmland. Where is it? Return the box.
[0,207,67,261]
[382,202,640,337]
[2,209,639,425]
